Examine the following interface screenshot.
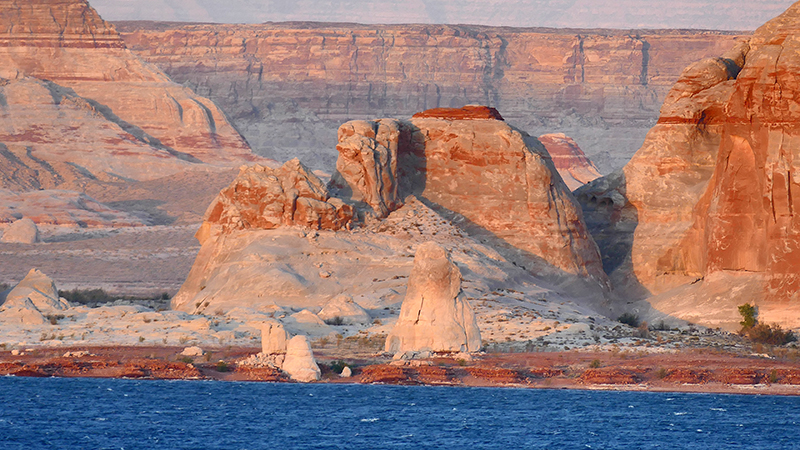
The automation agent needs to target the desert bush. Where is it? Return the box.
[589,359,601,368]
[45,314,65,325]
[652,320,670,331]
[324,316,345,326]
[656,367,668,379]
[329,360,349,374]
[216,361,229,372]
[738,303,757,331]
[747,323,796,346]
[635,322,650,339]
[179,356,194,364]
[618,313,640,328]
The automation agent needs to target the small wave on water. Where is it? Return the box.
[1,378,800,449]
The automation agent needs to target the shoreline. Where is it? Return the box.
[3,345,800,396]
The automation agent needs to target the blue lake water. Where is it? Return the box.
[2,377,800,449]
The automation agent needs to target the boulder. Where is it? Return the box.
[281,335,321,382]
[1,268,69,313]
[201,159,353,238]
[385,242,481,353]
[317,295,371,325]
[261,320,289,354]
[1,218,40,244]
[331,119,402,218]
[180,346,204,357]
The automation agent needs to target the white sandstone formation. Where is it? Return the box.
[1,218,41,244]
[318,294,371,325]
[385,242,481,353]
[261,320,289,354]
[1,268,69,313]
[281,335,321,382]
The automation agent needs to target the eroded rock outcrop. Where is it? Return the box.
[199,159,353,239]
[0,0,262,226]
[402,109,606,282]
[331,119,402,218]
[0,269,69,325]
[261,321,289,354]
[538,133,602,191]
[579,1,800,328]
[385,242,481,353]
[281,335,321,382]
[1,218,40,244]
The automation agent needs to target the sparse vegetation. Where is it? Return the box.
[138,336,145,342]
[589,359,601,368]
[45,314,65,325]
[656,367,668,379]
[617,312,640,328]
[747,323,796,346]
[738,303,796,346]
[329,360,349,374]
[216,361,229,372]
[324,316,345,326]
[179,356,194,364]
[59,288,169,307]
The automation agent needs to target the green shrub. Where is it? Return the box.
[738,303,758,331]
[589,359,601,368]
[618,313,640,328]
[656,367,668,379]
[216,361,229,372]
[329,360,349,374]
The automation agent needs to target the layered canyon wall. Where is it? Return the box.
[578,0,800,328]
[0,0,258,191]
[118,22,745,173]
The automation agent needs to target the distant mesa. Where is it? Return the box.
[412,106,504,121]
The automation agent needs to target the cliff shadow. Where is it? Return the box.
[395,121,612,304]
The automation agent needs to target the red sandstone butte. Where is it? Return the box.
[412,106,504,121]
[577,2,800,328]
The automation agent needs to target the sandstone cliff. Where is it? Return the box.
[0,0,262,227]
[117,22,745,173]
[578,1,800,329]
[0,0,256,184]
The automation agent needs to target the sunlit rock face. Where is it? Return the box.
[385,242,481,354]
[118,21,744,173]
[538,133,602,191]
[0,0,258,189]
[577,1,800,328]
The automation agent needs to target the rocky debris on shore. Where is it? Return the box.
[386,242,481,354]
[1,218,41,244]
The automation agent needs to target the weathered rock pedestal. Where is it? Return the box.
[281,335,321,382]
[385,242,481,354]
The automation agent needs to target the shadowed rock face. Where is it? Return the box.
[118,21,745,173]
[0,0,258,189]
[578,1,800,328]
[333,110,606,282]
